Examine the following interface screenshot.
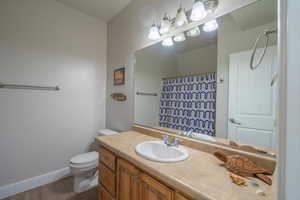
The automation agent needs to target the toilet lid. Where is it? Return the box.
[97,129,118,136]
[70,151,98,164]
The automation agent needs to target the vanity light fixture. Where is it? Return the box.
[173,32,186,42]
[204,0,219,14]
[186,27,201,37]
[203,19,218,32]
[162,37,174,46]
[148,23,160,40]
[190,0,207,21]
[159,13,171,34]
[148,0,219,42]
[175,4,188,27]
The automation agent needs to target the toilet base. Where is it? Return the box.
[73,170,98,193]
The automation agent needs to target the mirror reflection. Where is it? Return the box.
[134,0,277,156]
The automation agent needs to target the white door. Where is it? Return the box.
[228,46,277,148]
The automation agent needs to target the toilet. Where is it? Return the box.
[69,129,119,193]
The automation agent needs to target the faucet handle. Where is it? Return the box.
[163,135,169,141]
[163,135,182,147]
[174,137,182,147]
[163,135,170,144]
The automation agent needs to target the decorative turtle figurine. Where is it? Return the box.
[214,152,273,185]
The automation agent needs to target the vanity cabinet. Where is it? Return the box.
[98,186,114,200]
[139,173,173,200]
[175,193,190,200]
[100,147,116,171]
[100,163,116,196]
[117,159,140,200]
[99,147,117,199]
[99,146,192,200]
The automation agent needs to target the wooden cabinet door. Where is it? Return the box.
[98,186,114,200]
[100,163,116,197]
[117,159,140,200]
[140,173,173,200]
[175,192,191,200]
[100,147,116,171]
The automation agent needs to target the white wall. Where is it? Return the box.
[216,16,277,138]
[106,0,258,132]
[135,46,177,126]
[175,44,218,75]
[0,0,107,187]
[281,0,300,199]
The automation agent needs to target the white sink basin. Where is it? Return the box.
[135,141,189,163]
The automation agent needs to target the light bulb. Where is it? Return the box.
[148,24,160,40]
[175,5,188,27]
[190,0,207,21]
[173,33,186,42]
[204,0,219,14]
[203,19,218,32]
[160,14,171,34]
[162,37,174,46]
[186,27,201,37]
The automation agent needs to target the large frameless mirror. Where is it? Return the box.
[134,0,278,157]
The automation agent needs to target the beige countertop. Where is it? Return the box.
[96,131,276,200]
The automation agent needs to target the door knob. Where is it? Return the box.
[230,118,242,125]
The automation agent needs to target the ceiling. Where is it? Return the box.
[57,0,132,22]
[230,0,277,30]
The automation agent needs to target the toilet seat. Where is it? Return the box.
[70,151,98,169]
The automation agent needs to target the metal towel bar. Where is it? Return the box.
[250,29,277,70]
[136,92,157,96]
[0,82,59,91]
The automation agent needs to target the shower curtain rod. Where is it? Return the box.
[162,72,216,81]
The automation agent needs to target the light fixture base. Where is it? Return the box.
[204,0,219,13]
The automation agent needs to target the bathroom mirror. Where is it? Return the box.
[134,0,278,157]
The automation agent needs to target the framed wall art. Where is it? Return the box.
[114,67,125,86]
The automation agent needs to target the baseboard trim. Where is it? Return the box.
[0,167,71,199]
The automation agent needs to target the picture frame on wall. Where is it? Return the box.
[114,67,125,86]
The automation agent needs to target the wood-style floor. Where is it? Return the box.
[4,177,97,200]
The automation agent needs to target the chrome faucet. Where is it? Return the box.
[178,130,193,137]
[163,135,182,147]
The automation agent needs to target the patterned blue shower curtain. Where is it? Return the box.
[159,73,216,136]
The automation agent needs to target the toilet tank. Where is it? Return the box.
[97,129,119,136]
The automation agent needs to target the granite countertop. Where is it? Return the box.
[96,131,276,200]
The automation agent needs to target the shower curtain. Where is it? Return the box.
[159,73,216,136]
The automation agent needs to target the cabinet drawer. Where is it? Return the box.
[100,163,116,197]
[175,192,191,200]
[98,186,114,200]
[140,173,173,200]
[100,147,116,171]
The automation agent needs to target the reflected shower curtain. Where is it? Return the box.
[159,73,216,136]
